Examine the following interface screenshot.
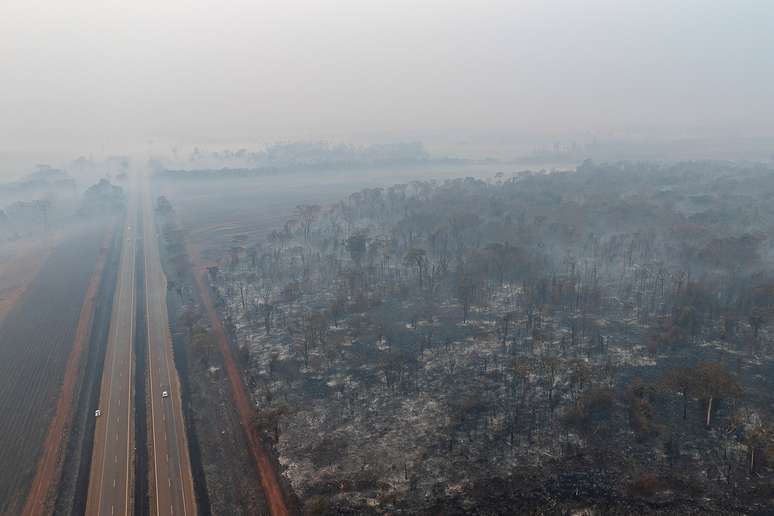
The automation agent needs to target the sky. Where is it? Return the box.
[1,0,773,157]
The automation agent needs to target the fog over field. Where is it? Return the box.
[3,2,774,516]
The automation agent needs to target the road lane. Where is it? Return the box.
[142,178,197,516]
[86,190,138,516]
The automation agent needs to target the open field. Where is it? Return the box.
[0,236,58,325]
[21,228,112,516]
[155,163,506,257]
[0,223,108,516]
[0,217,111,325]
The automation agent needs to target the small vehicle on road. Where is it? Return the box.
[95,409,101,417]
[161,390,169,398]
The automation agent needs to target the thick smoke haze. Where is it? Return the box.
[4,3,774,515]
[1,0,773,161]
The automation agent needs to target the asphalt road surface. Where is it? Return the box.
[86,178,196,515]
[142,179,197,516]
[86,190,138,516]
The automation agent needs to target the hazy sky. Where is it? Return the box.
[2,0,773,154]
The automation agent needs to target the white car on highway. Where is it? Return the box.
[162,390,169,398]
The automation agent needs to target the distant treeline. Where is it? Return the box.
[152,140,494,180]
[156,157,470,180]
[0,165,76,194]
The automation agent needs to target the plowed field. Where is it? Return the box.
[0,225,106,515]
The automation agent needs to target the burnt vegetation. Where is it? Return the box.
[189,161,774,514]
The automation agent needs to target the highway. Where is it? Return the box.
[86,176,196,515]
[86,187,138,516]
[142,178,197,516]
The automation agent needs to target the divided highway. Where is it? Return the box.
[86,177,196,516]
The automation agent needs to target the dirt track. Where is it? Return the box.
[21,229,112,516]
[190,247,291,516]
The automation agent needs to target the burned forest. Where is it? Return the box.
[158,160,774,515]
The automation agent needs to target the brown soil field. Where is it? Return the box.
[20,228,112,516]
[0,236,59,325]
[0,224,107,516]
